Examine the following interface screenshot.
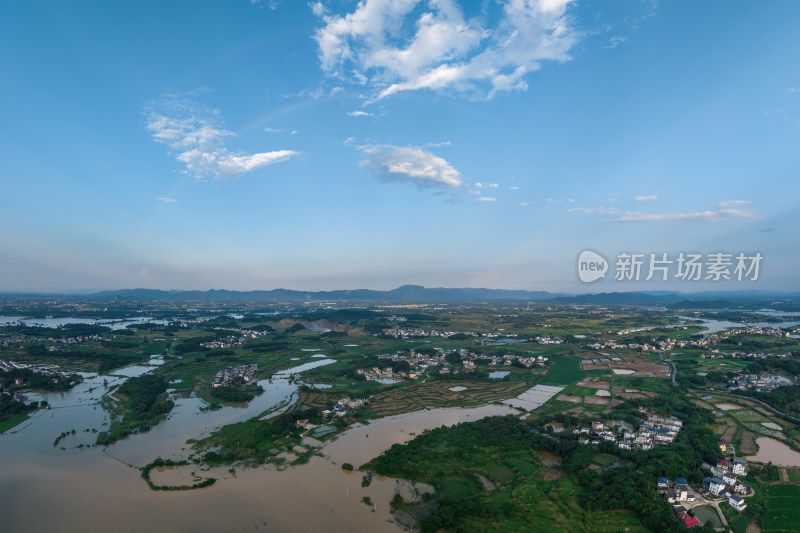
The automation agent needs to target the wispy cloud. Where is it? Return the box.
[611,208,761,222]
[475,182,499,189]
[347,110,372,117]
[634,194,658,202]
[312,0,579,101]
[477,196,497,202]
[265,127,298,134]
[145,93,297,179]
[715,200,751,207]
[151,196,177,203]
[425,140,452,148]
[359,144,463,189]
[519,201,535,207]
[509,185,520,190]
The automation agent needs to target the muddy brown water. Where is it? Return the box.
[1,360,514,532]
[745,437,800,468]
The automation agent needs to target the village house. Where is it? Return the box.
[728,494,747,511]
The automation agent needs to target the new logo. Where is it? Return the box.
[577,250,608,283]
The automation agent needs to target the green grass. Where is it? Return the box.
[0,413,30,433]
[541,356,583,386]
[786,468,800,484]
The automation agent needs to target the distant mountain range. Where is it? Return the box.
[43,286,799,307]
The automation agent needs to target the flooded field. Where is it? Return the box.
[323,404,518,467]
[1,357,521,532]
[535,450,562,466]
[746,437,800,468]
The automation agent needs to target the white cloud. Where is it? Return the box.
[145,94,297,179]
[518,201,535,207]
[359,144,463,189]
[347,110,372,117]
[151,196,177,203]
[475,182,499,189]
[715,200,751,207]
[265,127,299,134]
[312,0,578,100]
[634,194,658,202]
[477,196,497,202]
[611,208,761,222]
[509,185,519,190]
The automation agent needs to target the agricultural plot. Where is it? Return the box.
[763,484,800,532]
[541,356,584,386]
[365,380,530,417]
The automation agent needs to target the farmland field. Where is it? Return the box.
[763,484,800,532]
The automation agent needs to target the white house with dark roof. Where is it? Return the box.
[709,477,726,496]
[732,458,748,476]
[729,494,747,511]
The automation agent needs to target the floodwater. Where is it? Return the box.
[692,505,723,528]
[680,315,800,334]
[1,357,517,532]
[535,450,562,466]
[323,404,519,467]
[0,315,168,330]
[488,371,510,379]
[745,437,800,468]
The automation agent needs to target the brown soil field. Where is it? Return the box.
[739,430,757,454]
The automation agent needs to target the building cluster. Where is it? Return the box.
[618,414,682,451]
[379,328,478,339]
[571,415,683,451]
[702,458,750,511]
[658,477,696,504]
[0,333,107,350]
[363,348,548,381]
[357,366,419,382]
[1,388,29,404]
[211,364,258,388]
[199,328,270,350]
[533,336,563,345]
[0,359,74,381]
[724,326,791,338]
[321,397,367,419]
[728,373,794,393]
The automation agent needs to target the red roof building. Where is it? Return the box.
[684,517,700,528]
[717,459,729,467]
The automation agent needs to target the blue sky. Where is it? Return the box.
[1,0,798,293]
